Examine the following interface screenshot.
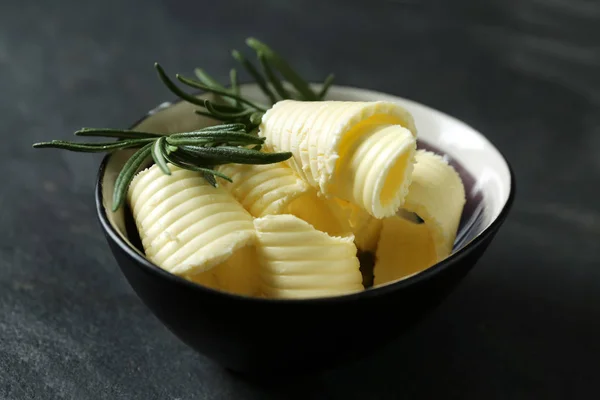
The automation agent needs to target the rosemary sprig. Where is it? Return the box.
[231,49,277,104]
[33,138,156,152]
[175,74,268,111]
[176,145,292,165]
[259,52,291,100]
[32,37,332,212]
[154,38,335,128]
[33,124,292,211]
[75,127,163,139]
[246,38,319,101]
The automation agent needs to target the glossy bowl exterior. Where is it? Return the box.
[95,85,515,375]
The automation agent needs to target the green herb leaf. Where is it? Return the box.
[112,142,153,211]
[246,38,318,101]
[163,151,233,183]
[167,131,264,146]
[151,137,171,175]
[203,100,255,119]
[176,74,268,111]
[318,74,335,100]
[258,52,291,100]
[194,109,227,121]
[231,49,277,105]
[249,112,263,125]
[74,128,163,139]
[203,171,217,186]
[202,99,245,114]
[155,63,207,107]
[193,68,227,90]
[32,138,154,153]
[193,68,236,107]
[195,123,247,132]
[179,145,292,165]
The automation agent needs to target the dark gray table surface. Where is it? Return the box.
[2,0,599,398]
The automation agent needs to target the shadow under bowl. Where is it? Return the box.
[95,84,515,375]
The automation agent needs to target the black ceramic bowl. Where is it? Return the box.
[95,85,515,375]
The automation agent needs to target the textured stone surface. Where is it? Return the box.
[1,0,599,398]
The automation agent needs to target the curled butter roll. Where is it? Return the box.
[260,100,417,218]
[253,214,364,299]
[217,162,350,237]
[401,150,466,259]
[128,164,259,295]
[373,150,466,286]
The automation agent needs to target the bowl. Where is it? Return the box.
[95,84,515,375]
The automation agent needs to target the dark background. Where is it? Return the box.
[2,0,599,398]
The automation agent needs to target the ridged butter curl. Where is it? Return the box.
[373,150,466,286]
[401,150,466,259]
[260,100,417,218]
[253,214,363,299]
[128,164,259,295]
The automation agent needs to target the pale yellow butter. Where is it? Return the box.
[128,164,259,296]
[253,214,363,299]
[401,150,466,259]
[373,150,466,286]
[260,100,417,218]
[373,216,436,286]
[325,197,383,252]
[217,162,350,237]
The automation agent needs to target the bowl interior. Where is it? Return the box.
[100,84,512,279]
